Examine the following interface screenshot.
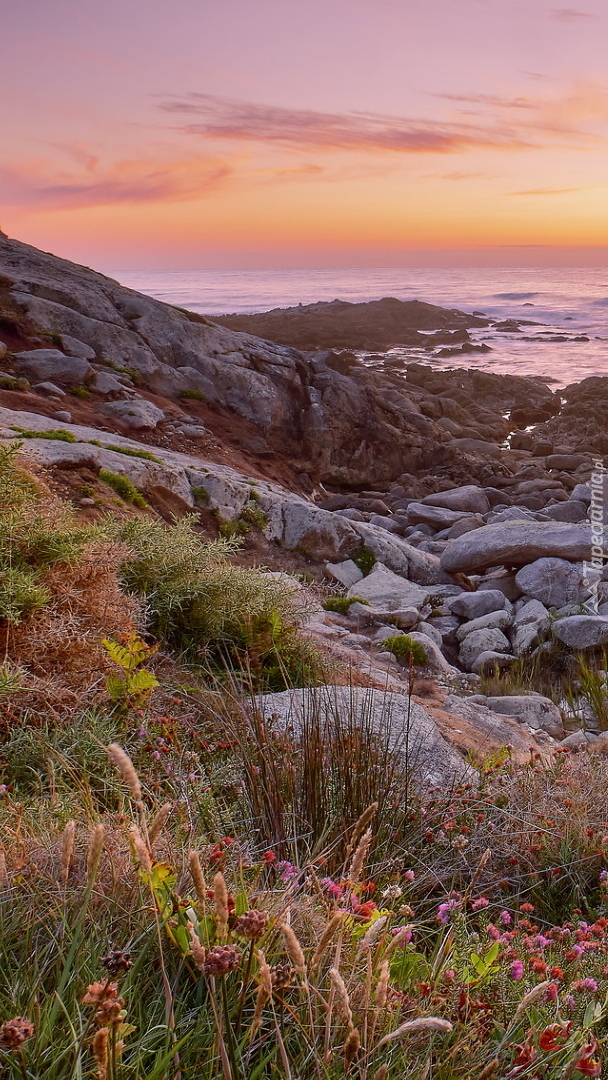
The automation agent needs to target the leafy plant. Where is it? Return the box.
[12,427,77,443]
[353,545,376,575]
[102,632,159,711]
[98,469,148,508]
[323,595,369,614]
[380,634,428,665]
[179,388,206,401]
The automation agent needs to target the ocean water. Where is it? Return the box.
[107,266,608,388]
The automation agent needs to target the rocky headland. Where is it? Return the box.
[2,229,608,773]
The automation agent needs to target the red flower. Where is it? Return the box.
[262,851,276,865]
[352,901,377,922]
[539,1022,572,1052]
[520,903,535,913]
[577,1040,602,1077]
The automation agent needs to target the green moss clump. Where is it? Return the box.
[98,469,148,508]
[13,428,77,443]
[179,389,206,401]
[380,634,427,665]
[70,385,91,399]
[105,444,160,463]
[219,518,250,539]
[323,595,369,615]
[240,504,267,530]
[191,486,209,504]
[353,546,377,576]
[0,375,28,391]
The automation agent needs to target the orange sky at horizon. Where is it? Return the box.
[2,0,608,268]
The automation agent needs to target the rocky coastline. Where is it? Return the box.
[2,230,608,770]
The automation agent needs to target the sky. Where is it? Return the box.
[2,0,608,268]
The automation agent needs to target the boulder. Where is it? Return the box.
[32,381,66,397]
[484,695,564,739]
[14,349,92,386]
[347,562,429,610]
[515,558,588,609]
[58,334,96,360]
[471,651,517,674]
[91,370,130,395]
[325,559,364,589]
[99,399,165,430]
[511,599,550,655]
[455,609,513,642]
[543,501,588,523]
[554,616,608,650]
[351,521,448,585]
[406,632,458,675]
[421,485,490,514]
[255,685,475,789]
[449,590,507,620]
[441,694,545,756]
[459,628,512,670]
[441,521,592,575]
[406,502,469,530]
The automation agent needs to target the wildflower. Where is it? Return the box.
[519,903,535,913]
[510,960,525,981]
[0,1017,34,1049]
[539,1022,572,1051]
[544,982,558,1002]
[276,860,299,882]
[232,910,269,940]
[270,961,293,990]
[500,911,512,925]
[577,1040,602,1078]
[321,876,344,900]
[352,901,377,922]
[83,982,120,1005]
[101,950,133,976]
[202,944,241,977]
[471,897,489,911]
[564,993,576,1011]
[262,850,276,865]
[381,884,403,901]
[436,899,460,924]
[573,977,598,993]
[390,925,413,945]
[404,869,415,882]
[550,966,564,980]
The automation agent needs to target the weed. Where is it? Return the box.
[179,388,206,401]
[105,444,160,462]
[380,634,428,665]
[219,518,250,539]
[353,545,377,575]
[70,385,91,399]
[102,631,159,712]
[98,469,148,508]
[191,486,209,504]
[13,427,77,443]
[0,375,28,391]
[240,503,267,530]
[323,595,369,614]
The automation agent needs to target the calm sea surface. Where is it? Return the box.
[106,266,608,388]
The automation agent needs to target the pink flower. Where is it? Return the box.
[486,923,500,941]
[565,994,576,1012]
[404,870,415,882]
[472,897,489,911]
[500,911,512,925]
[510,960,525,981]
[545,983,558,1002]
[390,926,413,945]
[436,899,460,924]
[321,877,344,901]
[574,978,598,993]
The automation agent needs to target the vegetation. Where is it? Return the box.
[98,469,149,508]
[380,634,428,665]
[12,427,77,442]
[353,546,377,575]
[323,595,369,614]
[179,388,206,401]
[105,444,160,463]
[4,444,608,1076]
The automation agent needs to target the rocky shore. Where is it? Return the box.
[2,230,608,771]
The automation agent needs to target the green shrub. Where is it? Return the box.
[0,566,51,623]
[105,444,160,462]
[240,503,267,530]
[380,633,427,665]
[70,385,91,399]
[179,388,206,401]
[353,545,376,575]
[13,427,77,443]
[191,486,209,504]
[323,595,369,614]
[109,515,318,687]
[219,518,250,539]
[0,375,28,391]
[98,468,148,508]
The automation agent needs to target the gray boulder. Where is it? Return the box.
[406,632,458,674]
[459,628,512,670]
[441,521,592,574]
[351,521,448,585]
[32,381,65,397]
[543,501,588,523]
[442,694,545,755]
[484,695,564,739]
[455,609,512,642]
[406,502,468,530]
[511,599,550,655]
[471,651,517,674]
[421,484,490,514]
[515,557,587,608]
[325,559,364,588]
[449,590,507,620]
[554,616,608,650]
[99,399,165,430]
[15,349,92,386]
[256,685,475,789]
[347,562,429,610]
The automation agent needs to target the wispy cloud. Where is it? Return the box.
[0,155,233,210]
[159,93,535,154]
[509,184,604,195]
[551,8,595,21]
[160,84,608,157]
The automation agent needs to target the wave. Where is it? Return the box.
[494,291,539,300]
[592,297,608,306]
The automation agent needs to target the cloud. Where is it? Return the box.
[509,184,604,195]
[551,8,595,20]
[0,155,233,210]
[160,93,535,155]
[160,84,608,158]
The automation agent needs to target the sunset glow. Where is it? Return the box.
[3,0,608,267]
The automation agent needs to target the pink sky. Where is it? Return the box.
[2,0,608,267]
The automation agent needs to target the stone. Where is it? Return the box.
[99,399,165,430]
[0,342,7,362]
[14,349,92,386]
[350,521,448,585]
[267,500,359,560]
[477,572,523,602]
[414,621,443,647]
[325,559,364,589]
[52,410,72,423]
[560,729,597,750]
[543,501,588,523]
[484,695,564,739]
[421,484,490,514]
[515,558,588,609]
[347,562,429,610]
[554,616,608,650]
[406,632,458,674]
[455,609,513,642]
[441,694,544,756]
[406,502,469,529]
[570,484,591,506]
[32,381,66,397]
[449,590,507,620]
[256,685,475,788]
[471,651,517,674]
[511,599,550,655]
[91,370,129,395]
[459,628,512,670]
[446,515,485,539]
[441,521,592,575]
[57,334,96,360]
[546,454,589,471]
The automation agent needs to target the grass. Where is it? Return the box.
[12,427,77,443]
[105,445,161,463]
[98,469,149,508]
[380,634,428,665]
[353,546,376,575]
[179,389,206,401]
[323,595,369,615]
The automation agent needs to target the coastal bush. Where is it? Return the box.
[98,468,148,508]
[381,634,428,665]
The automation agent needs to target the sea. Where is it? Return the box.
[106,266,608,389]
